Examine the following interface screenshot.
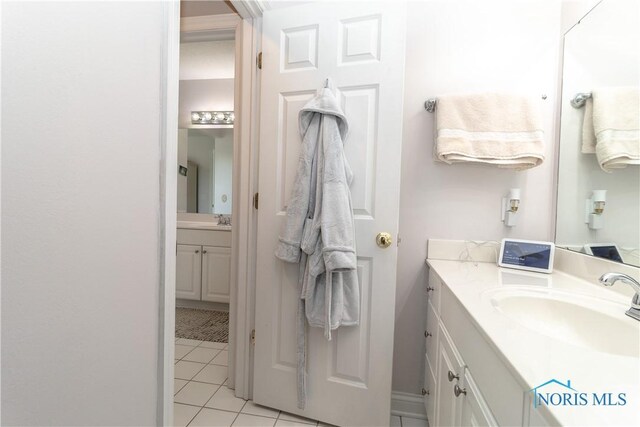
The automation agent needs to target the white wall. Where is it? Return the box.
[179,40,235,80]
[214,131,234,215]
[394,0,562,394]
[1,2,165,424]
[187,131,217,214]
[178,129,189,212]
[178,79,234,128]
[555,0,640,264]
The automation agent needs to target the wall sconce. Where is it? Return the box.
[191,111,234,125]
[585,190,606,230]
[501,188,521,227]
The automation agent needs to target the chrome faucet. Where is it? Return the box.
[599,272,640,321]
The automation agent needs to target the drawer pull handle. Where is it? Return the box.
[421,388,429,396]
[195,250,200,254]
[454,384,467,397]
[447,370,459,382]
[203,250,207,254]
[424,331,432,338]
[426,286,435,292]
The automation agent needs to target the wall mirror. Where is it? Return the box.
[177,33,235,218]
[556,0,640,266]
[178,128,233,215]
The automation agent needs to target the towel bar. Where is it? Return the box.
[571,92,592,108]
[424,94,548,113]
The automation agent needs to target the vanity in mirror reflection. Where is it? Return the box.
[556,0,640,266]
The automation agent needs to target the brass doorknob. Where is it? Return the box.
[376,232,392,248]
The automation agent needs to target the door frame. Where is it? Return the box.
[159,2,264,425]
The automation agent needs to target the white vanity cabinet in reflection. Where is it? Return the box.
[176,244,203,300]
[176,228,231,303]
[425,269,500,427]
[201,246,231,303]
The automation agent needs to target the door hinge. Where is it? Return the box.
[257,52,263,69]
[397,234,402,246]
[253,192,259,210]
[251,329,256,345]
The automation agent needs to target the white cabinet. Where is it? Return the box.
[202,246,231,303]
[176,244,202,300]
[435,326,464,427]
[176,228,231,303]
[425,270,499,427]
[458,370,497,427]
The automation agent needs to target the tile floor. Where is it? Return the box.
[174,338,428,427]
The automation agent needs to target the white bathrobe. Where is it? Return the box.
[275,87,359,409]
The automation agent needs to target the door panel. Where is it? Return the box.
[254,2,406,426]
[201,246,231,303]
[176,244,202,300]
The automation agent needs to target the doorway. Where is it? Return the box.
[172,2,242,425]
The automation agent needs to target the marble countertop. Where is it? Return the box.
[427,259,640,427]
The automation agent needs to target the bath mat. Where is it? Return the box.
[175,308,229,343]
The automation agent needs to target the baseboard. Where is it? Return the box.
[391,391,427,420]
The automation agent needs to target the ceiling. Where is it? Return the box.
[180,1,238,17]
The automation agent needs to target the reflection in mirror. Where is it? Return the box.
[556,0,640,266]
[177,128,233,215]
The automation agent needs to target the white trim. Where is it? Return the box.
[180,13,241,33]
[231,16,262,401]
[230,0,267,19]
[390,391,428,420]
[159,1,180,425]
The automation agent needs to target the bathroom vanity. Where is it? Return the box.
[423,241,640,427]
[176,222,231,303]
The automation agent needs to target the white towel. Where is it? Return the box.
[435,93,545,169]
[582,87,640,172]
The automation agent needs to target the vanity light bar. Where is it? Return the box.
[191,111,235,125]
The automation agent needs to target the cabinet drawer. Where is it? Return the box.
[425,299,438,370]
[427,269,441,313]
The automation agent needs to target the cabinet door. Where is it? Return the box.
[201,246,231,303]
[176,244,202,300]
[435,325,464,427]
[457,370,498,427]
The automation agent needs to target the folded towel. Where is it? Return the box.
[587,87,639,172]
[435,93,545,169]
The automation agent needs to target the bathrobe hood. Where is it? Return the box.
[299,88,349,142]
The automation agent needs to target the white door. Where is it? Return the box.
[202,246,231,303]
[254,2,406,425]
[176,244,202,300]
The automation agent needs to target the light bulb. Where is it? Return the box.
[215,112,225,121]
[191,112,200,121]
[203,112,213,121]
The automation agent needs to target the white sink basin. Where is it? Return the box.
[488,289,640,358]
